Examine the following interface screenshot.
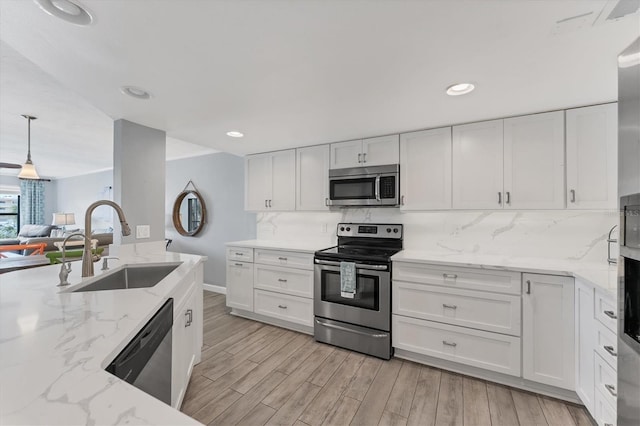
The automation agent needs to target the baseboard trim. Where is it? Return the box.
[203,283,226,294]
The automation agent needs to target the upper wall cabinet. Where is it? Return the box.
[400,127,452,210]
[453,113,565,210]
[296,145,330,211]
[503,111,565,209]
[452,120,504,209]
[245,150,296,211]
[330,135,399,169]
[566,103,618,209]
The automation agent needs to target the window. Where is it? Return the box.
[0,194,20,238]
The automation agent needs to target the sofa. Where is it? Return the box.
[0,224,113,255]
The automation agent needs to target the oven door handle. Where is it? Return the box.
[315,318,388,338]
[314,259,388,271]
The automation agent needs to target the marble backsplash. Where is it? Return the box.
[256,209,620,263]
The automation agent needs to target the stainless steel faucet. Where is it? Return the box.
[82,200,131,277]
[57,232,87,286]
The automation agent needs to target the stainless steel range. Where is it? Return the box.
[314,223,402,359]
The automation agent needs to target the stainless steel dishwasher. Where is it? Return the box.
[106,299,173,405]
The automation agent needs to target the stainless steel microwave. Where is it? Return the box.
[328,164,399,207]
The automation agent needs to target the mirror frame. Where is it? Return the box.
[172,190,207,236]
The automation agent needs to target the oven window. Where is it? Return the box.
[320,269,379,310]
[624,205,640,249]
[330,178,375,200]
[624,256,640,345]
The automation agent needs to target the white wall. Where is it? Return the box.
[55,170,113,231]
[165,152,256,287]
[256,209,618,263]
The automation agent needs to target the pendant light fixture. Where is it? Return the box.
[17,115,40,180]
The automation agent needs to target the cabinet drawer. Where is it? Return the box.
[594,290,617,333]
[392,282,521,336]
[255,249,314,270]
[595,321,618,370]
[254,264,313,298]
[595,352,618,409]
[392,314,521,377]
[594,385,617,426]
[227,246,254,262]
[254,289,313,327]
[393,262,521,295]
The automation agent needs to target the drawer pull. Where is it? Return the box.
[234,263,243,267]
[278,257,288,261]
[442,340,457,347]
[526,280,531,294]
[442,273,458,280]
[604,345,617,357]
[278,304,288,309]
[185,309,193,327]
[604,424,613,426]
[235,252,244,256]
[443,304,458,310]
[604,310,617,320]
[278,278,288,283]
[604,384,617,397]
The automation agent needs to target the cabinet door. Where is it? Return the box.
[504,112,565,209]
[330,139,362,169]
[270,149,296,211]
[226,261,254,311]
[172,285,198,409]
[245,153,272,211]
[566,103,618,209]
[362,134,400,166]
[575,280,596,415]
[522,273,575,390]
[400,128,452,210]
[452,120,504,209]
[296,145,330,211]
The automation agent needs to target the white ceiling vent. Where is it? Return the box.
[594,0,640,25]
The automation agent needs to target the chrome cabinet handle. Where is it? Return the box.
[362,152,367,163]
[443,304,457,310]
[278,278,288,283]
[235,252,244,256]
[604,424,613,426]
[268,199,272,208]
[357,153,362,163]
[278,257,288,261]
[401,195,405,206]
[234,262,244,267]
[442,341,457,347]
[604,384,617,397]
[570,189,576,203]
[506,191,510,205]
[265,199,268,208]
[278,304,287,309]
[526,280,531,294]
[325,198,329,206]
[442,273,458,279]
[498,192,502,205]
[604,345,617,357]
[185,309,193,327]
[604,310,617,320]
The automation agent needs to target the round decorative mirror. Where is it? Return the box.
[172,188,207,236]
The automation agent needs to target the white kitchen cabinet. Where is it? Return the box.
[245,150,295,211]
[296,145,330,211]
[399,127,452,210]
[566,103,618,209]
[226,259,254,311]
[503,111,565,209]
[330,135,399,169]
[575,279,596,415]
[452,120,504,209]
[522,273,575,390]
[172,280,199,409]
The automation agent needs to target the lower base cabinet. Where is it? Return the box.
[254,289,313,327]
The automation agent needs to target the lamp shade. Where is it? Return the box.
[52,213,75,226]
[18,162,40,180]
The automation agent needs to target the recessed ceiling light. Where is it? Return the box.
[226,131,244,138]
[446,83,475,96]
[120,86,153,100]
[34,0,93,26]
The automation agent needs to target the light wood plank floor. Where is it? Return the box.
[181,292,594,426]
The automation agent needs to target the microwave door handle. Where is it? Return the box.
[375,176,381,201]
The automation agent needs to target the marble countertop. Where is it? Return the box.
[392,250,618,296]
[226,239,332,253]
[0,250,206,425]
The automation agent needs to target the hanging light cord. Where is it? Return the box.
[22,114,36,164]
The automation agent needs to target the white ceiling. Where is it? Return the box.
[0,0,638,179]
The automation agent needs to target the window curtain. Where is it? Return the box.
[20,180,45,225]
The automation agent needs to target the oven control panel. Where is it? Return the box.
[337,223,403,238]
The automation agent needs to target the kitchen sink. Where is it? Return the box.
[70,263,181,292]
